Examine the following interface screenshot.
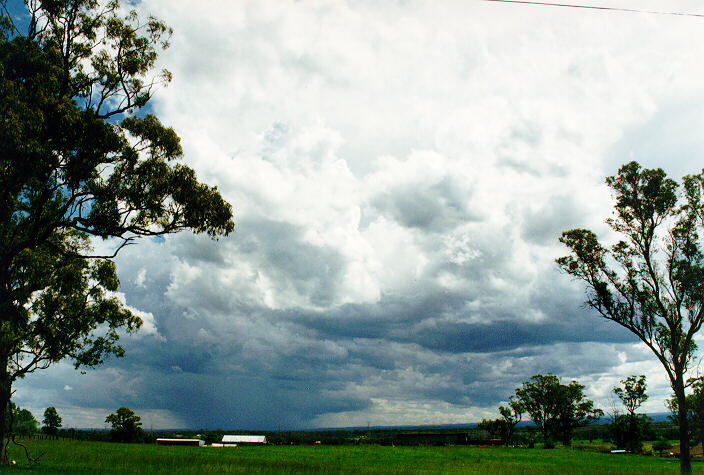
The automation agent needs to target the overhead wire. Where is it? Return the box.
[480,0,704,18]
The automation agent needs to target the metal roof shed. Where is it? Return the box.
[222,435,267,444]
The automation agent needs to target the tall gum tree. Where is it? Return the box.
[558,162,704,474]
[0,0,234,462]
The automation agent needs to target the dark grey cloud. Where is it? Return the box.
[371,177,480,232]
[292,286,635,352]
[29,211,642,430]
[406,316,634,353]
[71,198,644,429]
[236,219,345,306]
[519,195,582,245]
[57,263,635,428]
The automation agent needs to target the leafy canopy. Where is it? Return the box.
[557,162,704,385]
[0,0,233,463]
[611,375,649,453]
[558,161,704,473]
[613,374,648,418]
[4,401,38,436]
[0,0,234,383]
[514,374,602,446]
[42,406,61,435]
[479,399,524,447]
[105,406,143,443]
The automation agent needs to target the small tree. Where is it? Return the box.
[42,407,62,436]
[653,436,674,456]
[2,401,38,458]
[609,414,653,453]
[4,402,38,437]
[498,400,524,447]
[514,374,603,447]
[13,408,38,437]
[478,418,503,439]
[558,162,704,474]
[106,407,143,443]
[612,375,649,452]
[478,399,523,447]
[203,429,224,445]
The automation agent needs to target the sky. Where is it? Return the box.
[12,0,704,430]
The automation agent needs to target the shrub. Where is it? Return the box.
[652,438,673,456]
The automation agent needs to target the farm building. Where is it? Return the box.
[156,438,205,446]
[222,435,267,445]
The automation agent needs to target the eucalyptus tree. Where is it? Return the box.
[478,399,524,447]
[514,374,602,447]
[106,407,143,443]
[612,374,649,452]
[0,0,234,462]
[41,406,61,436]
[558,162,704,473]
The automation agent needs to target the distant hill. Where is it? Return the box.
[65,412,674,432]
[309,412,674,432]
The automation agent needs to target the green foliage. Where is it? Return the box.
[12,408,38,436]
[611,375,649,453]
[201,429,224,446]
[513,374,603,446]
[609,414,654,453]
[478,419,504,439]
[687,377,704,454]
[0,0,234,462]
[5,401,38,436]
[558,161,704,472]
[515,430,538,448]
[653,437,673,456]
[481,399,524,447]
[106,407,144,443]
[613,375,648,416]
[42,406,62,436]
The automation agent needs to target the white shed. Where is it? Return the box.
[222,435,267,444]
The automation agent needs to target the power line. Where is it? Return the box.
[481,0,704,18]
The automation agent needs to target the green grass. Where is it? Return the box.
[3,439,703,474]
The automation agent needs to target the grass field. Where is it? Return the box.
[4,439,704,474]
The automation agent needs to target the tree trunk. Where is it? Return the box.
[0,264,13,464]
[0,365,9,465]
[628,412,637,453]
[675,376,692,474]
[539,424,550,447]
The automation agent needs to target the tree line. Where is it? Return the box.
[480,371,704,458]
[479,373,602,449]
[3,404,146,443]
[4,404,61,437]
[2,394,700,452]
